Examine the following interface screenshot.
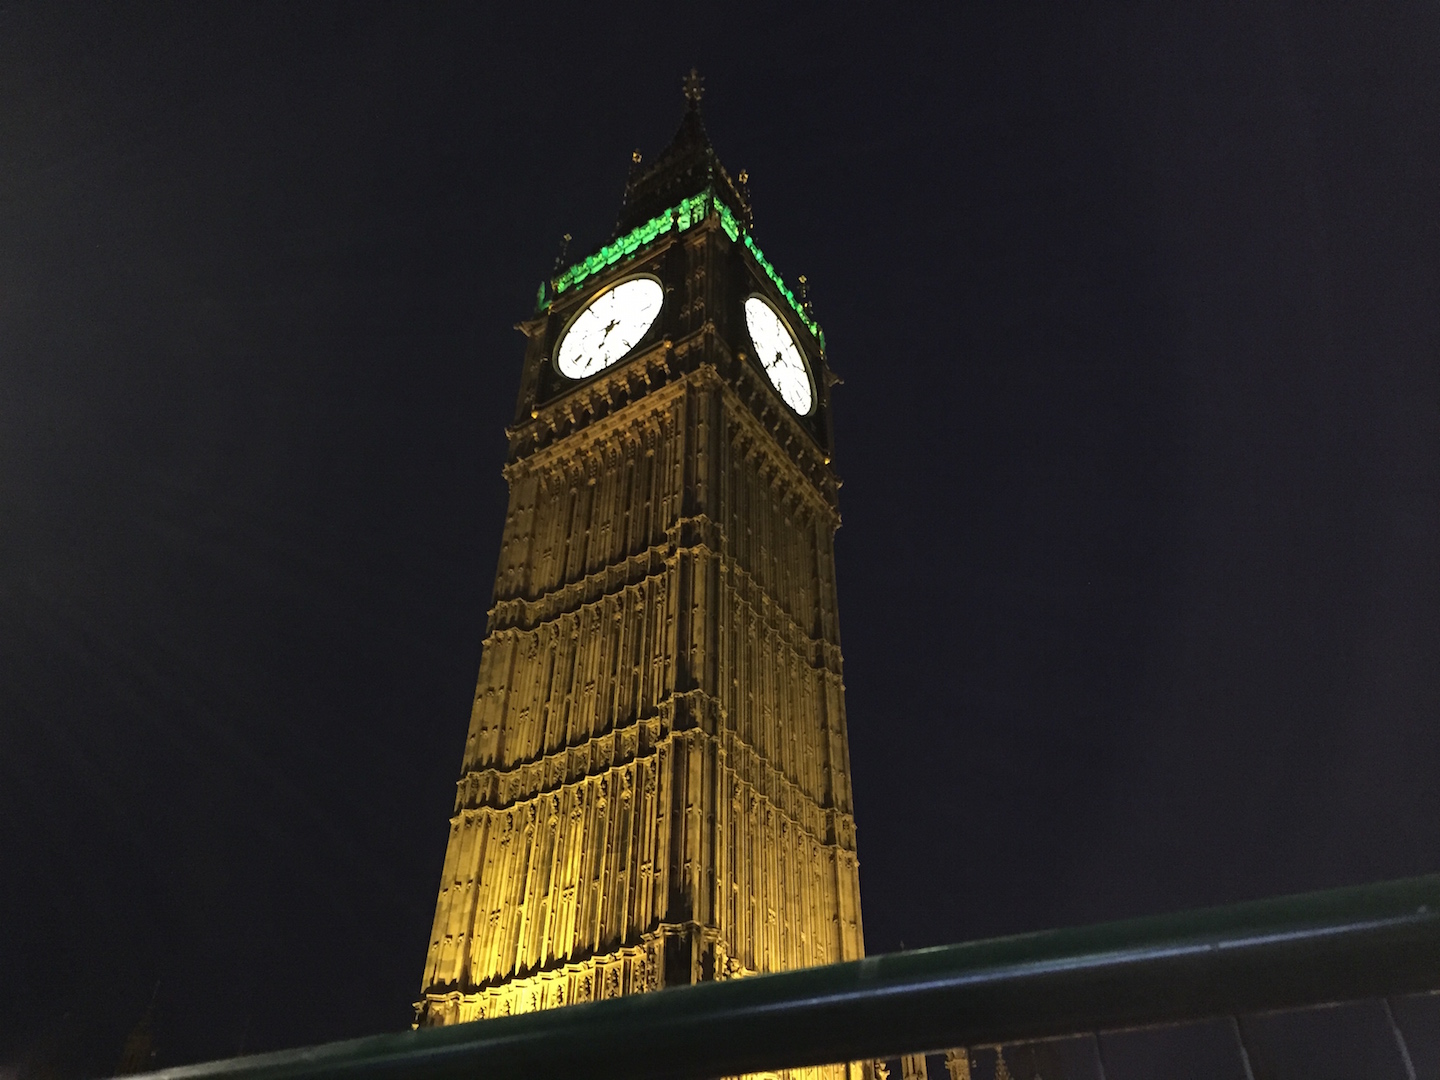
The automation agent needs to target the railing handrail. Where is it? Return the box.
[131,874,1440,1080]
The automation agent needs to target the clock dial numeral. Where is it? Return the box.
[744,296,814,415]
[555,278,664,379]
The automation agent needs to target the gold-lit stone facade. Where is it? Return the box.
[418,84,863,1047]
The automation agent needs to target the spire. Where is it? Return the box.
[614,69,751,235]
[116,983,160,1075]
[682,67,704,109]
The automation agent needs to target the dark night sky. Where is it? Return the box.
[3,2,1438,1074]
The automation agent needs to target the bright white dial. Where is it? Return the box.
[555,278,664,379]
[744,296,814,415]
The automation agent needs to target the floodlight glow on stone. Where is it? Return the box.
[555,278,664,379]
[744,296,814,415]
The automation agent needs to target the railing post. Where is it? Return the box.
[1382,998,1418,1080]
[1230,1016,1258,1080]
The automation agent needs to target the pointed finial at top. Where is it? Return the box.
[551,233,572,276]
[682,67,704,109]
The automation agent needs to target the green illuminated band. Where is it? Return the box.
[542,188,824,349]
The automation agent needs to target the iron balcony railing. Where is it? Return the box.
[131,874,1440,1080]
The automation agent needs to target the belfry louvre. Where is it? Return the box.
[417,74,864,1038]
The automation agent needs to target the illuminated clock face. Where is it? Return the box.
[555,277,664,380]
[744,296,814,415]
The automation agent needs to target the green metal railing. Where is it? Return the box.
[134,875,1440,1080]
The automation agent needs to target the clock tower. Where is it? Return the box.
[417,72,865,1035]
